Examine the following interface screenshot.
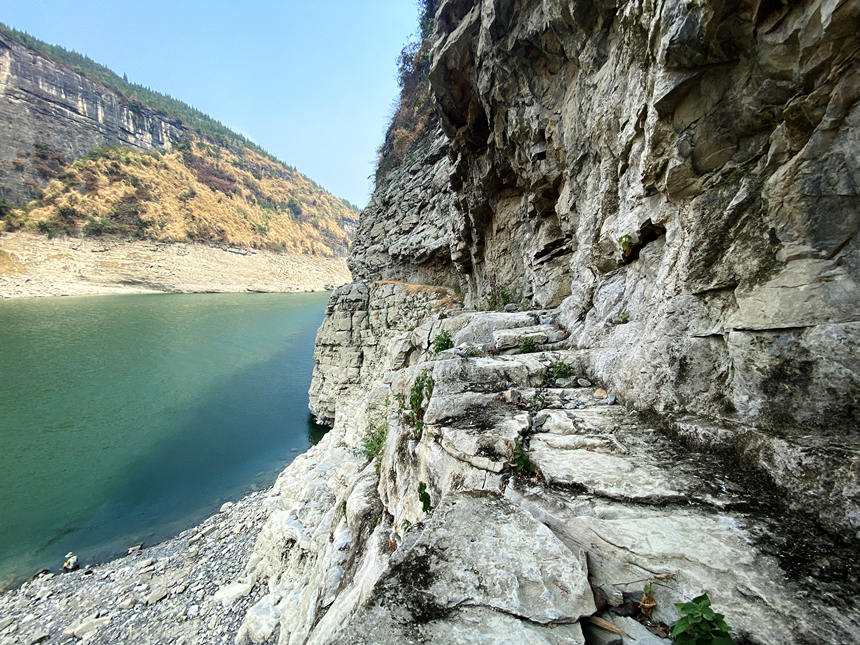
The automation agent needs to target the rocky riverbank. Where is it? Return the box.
[0,489,275,645]
[0,233,351,298]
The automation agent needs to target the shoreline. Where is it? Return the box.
[0,232,352,299]
[0,486,277,644]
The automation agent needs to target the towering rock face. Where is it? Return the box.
[240,1,858,643]
[0,32,186,204]
[347,0,859,529]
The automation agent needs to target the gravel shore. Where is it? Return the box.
[0,489,277,644]
[0,233,351,299]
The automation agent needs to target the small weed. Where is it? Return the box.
[528,388,548,413]
[488,288,513,311]
[401,519,411,531]
[618,233,633,256]
[510,439,534,475]
[519,337,537,353]
[671,593,733,645]
[341,500,347,517]
[618,310,630,324]
[431,329,453,355]
[408,370,433,435]
[551,360,574,380]
[640,582,657,618]
[463,343,484,358]
[417,482,432,513]
[360,414,388,474]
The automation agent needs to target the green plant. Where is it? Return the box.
[408,370,434,435]
[341,500,347,516]
[360,415,388,473]
[618,233,633,254]
[510,439,534,474]
[417,482,432,513]
[287,198,302,217]
[36,219,57,238]
[618,310,630,324]
[671,593,733,645]
[519,337,537,353]
[463,343,483,358]
[401,519,411,530]
[528,388,548,413]
[640,582,657,617]
[551,360,574,380]
[489,288,513,311]
[431,329,453,355]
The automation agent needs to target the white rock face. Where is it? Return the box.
[239,295,858,643]
[345,0,860,534]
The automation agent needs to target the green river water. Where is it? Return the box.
[0,292,330,589]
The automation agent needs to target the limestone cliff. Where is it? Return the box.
[0,31,186,205]
[347,0,860,532]
[235,1,858,643]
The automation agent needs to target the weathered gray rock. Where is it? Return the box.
[63,614,111,639]
[213,581,252,606]
[308,280,462,425]
[0,33,188,204]
[344,0,859,535]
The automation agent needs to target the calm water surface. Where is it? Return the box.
[0,292,329,588]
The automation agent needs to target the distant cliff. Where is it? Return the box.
[0,30,187,205]
[0,25,358,257]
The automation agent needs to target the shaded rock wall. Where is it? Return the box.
[348,129,458,286]
[0,33,187,204]
[343,0,858,530]
[434,0,860,428]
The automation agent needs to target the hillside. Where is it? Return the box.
[0,23,358,257]
[3,140,356,257]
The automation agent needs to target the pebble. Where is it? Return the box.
[146,586,168,605]
[27,630,50,644]
[119,595,137,610]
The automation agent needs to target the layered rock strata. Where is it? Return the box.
[243,297,858,643]
[0,33,187,204]
[261,0,858,643]
[346,0,860,533]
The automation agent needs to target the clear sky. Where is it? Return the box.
[1,1,420,207]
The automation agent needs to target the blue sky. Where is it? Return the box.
[1,1,420,207]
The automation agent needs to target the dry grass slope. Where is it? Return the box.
[3,139,359,258]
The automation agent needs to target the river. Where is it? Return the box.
[0,292,329,588]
